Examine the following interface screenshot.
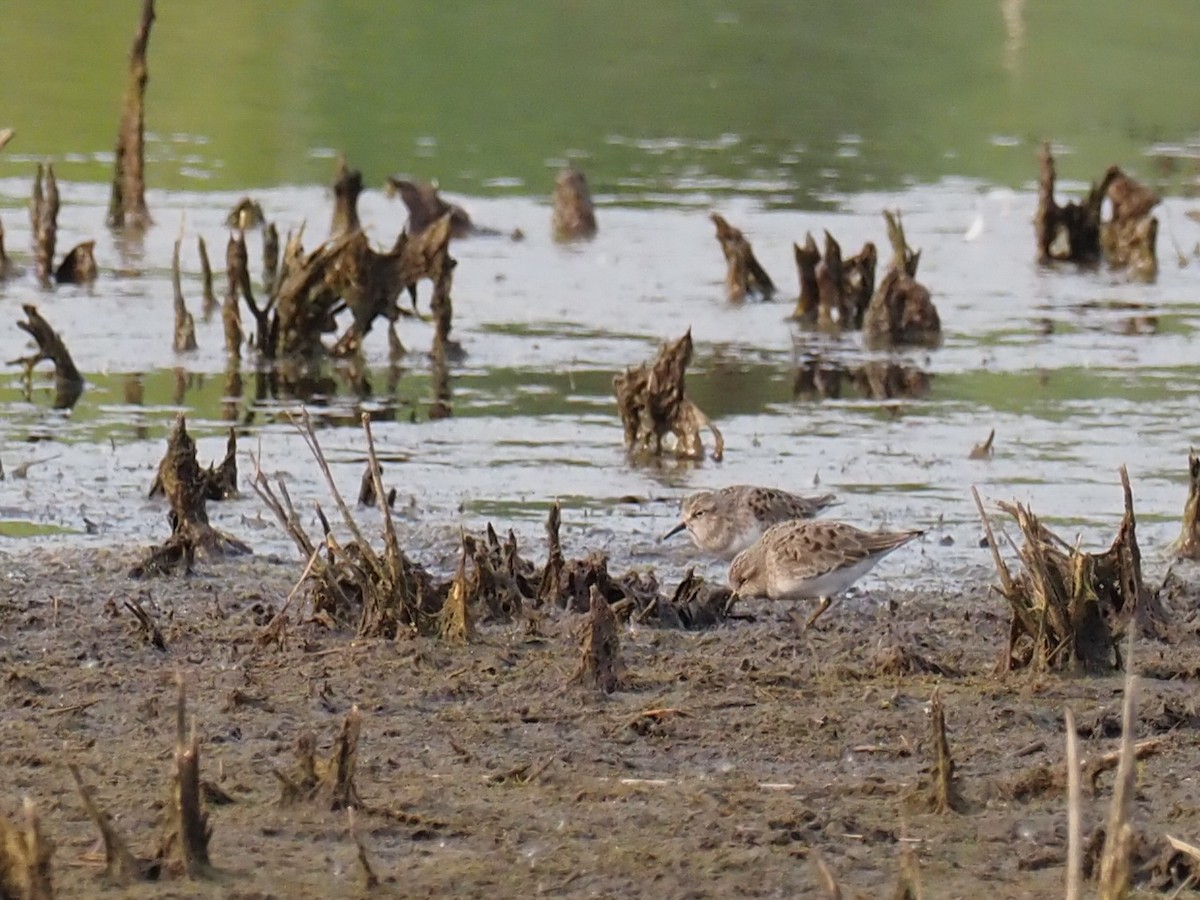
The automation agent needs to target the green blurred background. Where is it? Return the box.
[2,1,1198,203]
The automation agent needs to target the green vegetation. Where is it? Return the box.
[2,1,1198,202]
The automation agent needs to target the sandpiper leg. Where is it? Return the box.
[805,596,833,629]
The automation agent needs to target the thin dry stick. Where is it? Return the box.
[260,541,324,635]
[813,852,843,899]
[1065,707,1082,900]
[360,413,402,570]
[971,486,1015,595]
[1098,633,1138,899]
[69,763,141,884]
[290,409,385,581]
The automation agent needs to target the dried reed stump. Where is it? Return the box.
[537,502,565,606]
[614,329,724,461]
[275,708,363,810]
[131,415,250,577]
[1035,142,1159,276]
[330,155,363,238]
[30,163,58,286]
[862,210,941,350]
[438,547,476,643]
[924,689,964,814]
[975,468,1168,674]
[710,213,775,301]
[1174,451,1200,559]
[160,679,212,879]
[385,177,473,238]
[552,166,597,241]
[790,231,877,330]
[107,0,154,229]
[55,240,98,285]
[0,799,54,900]
[171,231,197,352]
[1101,168,1160,279]
[570,586,625,693]
[11,304,84,409]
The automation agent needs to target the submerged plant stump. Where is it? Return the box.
[131,415,250,577]
[385,177,473,238]
[11,304,83,409]
[613,329,724,461]
[107,0,155,229]
[55,240,98,285]
[171,231,197,352]
[794,231,877,331]
[1173,451,1200,560]
[975,468,1168,674]
[330,155,363,238]
[552,166,597,241]
[1035,142,1159,277]
[1101,167,1161,280]
[710,213,775,302]
[31,163,59,287]
[862,210,941,350]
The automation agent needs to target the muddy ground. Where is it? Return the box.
[1,547,1199,899]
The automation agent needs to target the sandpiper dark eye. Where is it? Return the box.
[694,510,705,518]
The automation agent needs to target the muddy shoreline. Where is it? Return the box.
[1,547,1197,897]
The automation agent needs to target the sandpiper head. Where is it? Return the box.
[662,491,739,555]
[727,548,761,597]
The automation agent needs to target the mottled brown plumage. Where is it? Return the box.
[664,485,837,559]
[729,519,923,627]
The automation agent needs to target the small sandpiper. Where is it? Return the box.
[662,485,838,559]
[727,519,923,628]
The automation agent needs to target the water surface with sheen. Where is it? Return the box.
[2,1,1199,590]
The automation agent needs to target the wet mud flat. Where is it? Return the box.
[2,548,1199,898]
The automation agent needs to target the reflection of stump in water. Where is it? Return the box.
[862,211,941,350]
[131,415,250,577]
[552,166,597,241]
[710,213,774,302]
[614,329,724,461]
[385,177,472,238]
[974,468,1169,674]
[1035,142,1160,277]
[10,305,84,410]
[792,355,930,401]
[107,0,155,230]
[1173,451,1200,560]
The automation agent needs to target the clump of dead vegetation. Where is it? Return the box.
[790,230,877,331]
[974,467,1169,674]
[613,329,724,461]
[862,210,942,350]
[1035,141,1160,279]
[130,415,250,577]
[1173,450,1200,560]
[249,411,733,646]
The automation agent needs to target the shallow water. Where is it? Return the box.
[2,2,1200,592]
